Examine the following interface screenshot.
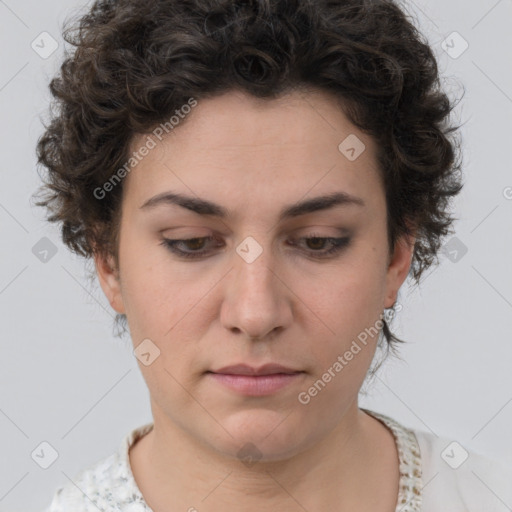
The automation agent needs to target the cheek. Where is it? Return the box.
[340,240,388,316]
[297,278,382,409]
[297,252,387,363]
[119,241,217,356]
[309,262,385,330]
[118,236,174,338]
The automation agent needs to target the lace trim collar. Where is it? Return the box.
[361,408,423,511]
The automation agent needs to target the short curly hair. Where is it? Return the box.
[34,0,464,365]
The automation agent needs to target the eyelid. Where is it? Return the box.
[160,226,351,237]
[159,232,352,260]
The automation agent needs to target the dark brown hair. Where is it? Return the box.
[34,0,464,372]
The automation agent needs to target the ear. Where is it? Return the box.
[94,250,126,314]
[383,226,416,309]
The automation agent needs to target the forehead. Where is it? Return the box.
[123,88,384,221]
[132,88,376,153]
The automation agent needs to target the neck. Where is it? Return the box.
[129,401,399,511]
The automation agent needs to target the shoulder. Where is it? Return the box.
[43,452,122,511]
[42,423,153,512]
[412,428,512,511]
[362,408,512,512]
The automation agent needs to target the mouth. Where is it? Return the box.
[206,363,305,396]
[208,363,302,376]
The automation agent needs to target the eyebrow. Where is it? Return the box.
[139,190,365,221]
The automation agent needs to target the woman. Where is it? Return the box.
[35,0,512,510]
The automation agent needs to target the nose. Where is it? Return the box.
[220,242,294,341]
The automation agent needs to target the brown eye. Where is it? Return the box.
[160,236,221,259]
[160,235,351,260]
[292,235,351,258]
[305,237,328,250]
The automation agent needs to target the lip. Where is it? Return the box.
[206,363,304,396]
[209,363,301,376]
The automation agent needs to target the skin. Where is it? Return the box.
[95,88,415,511]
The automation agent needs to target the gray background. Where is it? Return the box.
[1,0,511,511]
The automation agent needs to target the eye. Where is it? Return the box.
[159,236,221,259]
[159,234,351,260]
[290,235,351,258]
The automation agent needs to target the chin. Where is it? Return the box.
[205,409,312,463]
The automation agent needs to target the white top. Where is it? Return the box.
[42,408,512,511]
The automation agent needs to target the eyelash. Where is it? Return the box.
[159,234,351,260]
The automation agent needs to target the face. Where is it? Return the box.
[96,88,414,462]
